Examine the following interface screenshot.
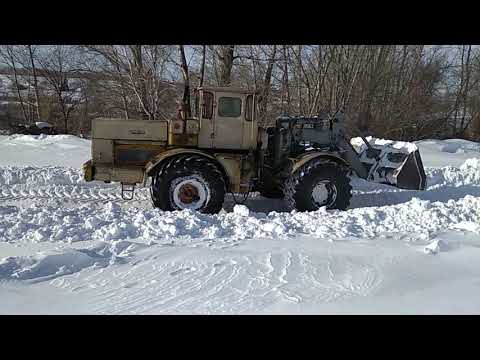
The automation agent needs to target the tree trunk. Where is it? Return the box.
[3,47,29,123]
[258,45,277,126]
[27,45,42,121]
[179,45,192,118]
[459,45,472,136]
[281,45,291,114]
[218,45,235,86]
[199,45,206,87]
[129,45,151,119]
[296,45,303,115]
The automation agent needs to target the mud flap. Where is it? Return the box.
[353,137,427,190]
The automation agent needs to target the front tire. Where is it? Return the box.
[151,155,226,214]
[284,159,352,211]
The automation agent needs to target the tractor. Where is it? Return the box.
[82,86,426,213]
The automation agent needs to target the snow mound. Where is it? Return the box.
[351,136,418,153]
[437,139,480,154]
[415,139,480,168]
[1,195,479,245]
[0,241,141,282]
[233,204,250,217]
[0,135,90,168]
[427,158,480,188]
[2,134,87,144]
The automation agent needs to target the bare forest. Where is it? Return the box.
[0,45,479,141]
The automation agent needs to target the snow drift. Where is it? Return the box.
[1,193,478,246]
[1,135,480,314]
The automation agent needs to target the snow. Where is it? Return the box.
[0,134,480,314]
[0,134,90,167]
[1,195,478,245]
[417,139,480,168]
[351,136,419,153]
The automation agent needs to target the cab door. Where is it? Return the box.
[198,90,215,149]
[213,92,245,150]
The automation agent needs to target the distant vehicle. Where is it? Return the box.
[12,121,58,135]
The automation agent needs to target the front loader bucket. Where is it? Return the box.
[351,137,427,191]
[395,150,427,190]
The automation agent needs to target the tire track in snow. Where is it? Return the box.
[0,184,151,203]
[53,249,384,314]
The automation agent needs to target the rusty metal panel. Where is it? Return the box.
[82,160,93,182]
[168,133,198,147]
[215,154,242,193]
[92,139,114,164]
[242,118,258,150]
[198,118,214,149]
[92,118,168,141]
[186,119,199,135]
[115,143,166,166]
[92,165,144,184]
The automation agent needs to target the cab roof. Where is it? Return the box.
[195,86,258,95]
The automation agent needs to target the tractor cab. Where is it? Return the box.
[190,87,259,150]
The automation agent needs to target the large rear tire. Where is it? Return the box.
[258,167,284,199]
[284,159,352,211]
[259,187,284,199]
[151,155,226,214]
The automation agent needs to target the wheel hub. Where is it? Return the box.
[171,176,210,210]
[312,180,337,208]
[178,183,200,204]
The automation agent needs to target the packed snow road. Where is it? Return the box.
[0,134,479,314]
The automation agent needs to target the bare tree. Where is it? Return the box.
[35,45,84,134]
[216,45,236,86]
[83,45,177,121]
[0,45,29,123]
[27,45,42,121]
[178,45,191,118]
[199,45,206,87]
[256,45,277,126]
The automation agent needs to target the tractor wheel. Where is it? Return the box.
[284,159,352,211]
[258,167,284,199]
[150,155,226,214]
[259,187,284,199]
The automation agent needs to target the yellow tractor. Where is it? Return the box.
[83,86,426,214]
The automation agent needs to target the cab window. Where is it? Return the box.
[245,95,253,121]
[202,91,214,119]
[218,97,242,118]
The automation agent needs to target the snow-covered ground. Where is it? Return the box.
[0,134,479,314]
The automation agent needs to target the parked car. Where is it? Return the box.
[12,122,58,135]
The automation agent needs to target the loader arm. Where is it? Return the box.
[335,136,369,179]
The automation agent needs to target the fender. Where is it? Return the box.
[143,148,229,187]
[290,151,350,174]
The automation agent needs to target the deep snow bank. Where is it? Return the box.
[0,134,90,168]
[416,139,480,168]
[427,158,480,188]
[1,195,478,245]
